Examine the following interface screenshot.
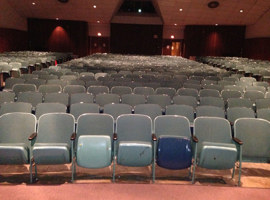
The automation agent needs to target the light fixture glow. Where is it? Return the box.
[174,23,177,26]
[97,20,100,23]
[97,32,102,36]
[215,24,218,26]
[93,5,97,8]
[179,8,183,12]
[240,9,243,13]
[138,9,142,13]
[170,35,175,39]
[56,18,59,20]
[32,2,36,5]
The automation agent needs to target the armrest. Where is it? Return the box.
[152,133,157,141]
[70,132,76,141]
[233,137,243,145]
[113,133,117,140]
[28,132,37,141]
[191,133,198,143]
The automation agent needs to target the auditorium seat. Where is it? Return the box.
[154,115,194,181]
[113,114,155,182]
[71,113,114,182]
[192,117,239,185]
[234,118,270,185]
[29,113,75,183]
[0,113,36,174]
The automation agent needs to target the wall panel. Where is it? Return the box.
[28,18,88,57]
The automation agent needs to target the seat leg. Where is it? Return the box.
[71,158,76,182]
[238,147,243,186]
[232,165,236,179]
[112,156,116,183]
[30,158,33,184]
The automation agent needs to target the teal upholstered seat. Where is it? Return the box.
[0,113,36,169]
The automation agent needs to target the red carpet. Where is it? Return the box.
[0,183,269,200]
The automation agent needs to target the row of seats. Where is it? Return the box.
[1,112,269,185]
[1,89,270,112]
[1,101,270,129]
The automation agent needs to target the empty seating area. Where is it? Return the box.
[0,53,269,187]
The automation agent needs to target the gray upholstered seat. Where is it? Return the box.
[71,113,114,182]
[30,113,75,182]
[0,113,36,166]
[113,114,155,182]
[192,117,239,185]
[234,118,270,185]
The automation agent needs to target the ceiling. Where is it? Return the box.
[7,0,270,26]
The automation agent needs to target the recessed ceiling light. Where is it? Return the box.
[174,23,177,26]
[97,20,100,23]
[97,32,102,36]
[215,24,218,26]
[32,2,36,5]
[240,9,243,13]
[179,8,183,12]
[93,5,97,8]
[138,9,142,13]
[170,35,175,39]
[56,18,59,20]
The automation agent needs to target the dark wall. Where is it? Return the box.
[89,36,110,55]
[28,18,88,57]
[0,28,28,53]
[244,38,270,61]
[184,25,245,58]
[110,23,163,55]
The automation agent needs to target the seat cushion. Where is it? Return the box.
[0,143,28,164]
[76,135,112,168]
[198,142,237,169]
[117,141,152,167]
[157,136,192,170]
[33,143,70,164]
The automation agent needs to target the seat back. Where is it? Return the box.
[166,104,194,123]
[147,94,171,109]
[44,92,69,106]
[227,107,255,124]
[134,104,162,120]
[0,102,32,115]
[111,86,132,96]
[121,94,146,106]
[17,91,43,108]
[173,95,197,108]
[70,93,94,105]
[95,93,120,107]
[0,112,36,145]
[70,103,100,120]
[133,87,155,96]
[103,103,132,120]
[63,85,86,95]
[196,105,225,118]
[37,113,75,144]
[154,115,191,138]
[38,84,62,94]
[116,114,152,142]
[87,86,109,95]
[35,103,66,119]
[0,91,15,104]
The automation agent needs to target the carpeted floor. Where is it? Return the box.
[0,162,269,199]
[0,183,270,200]
[0,162,269,187]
